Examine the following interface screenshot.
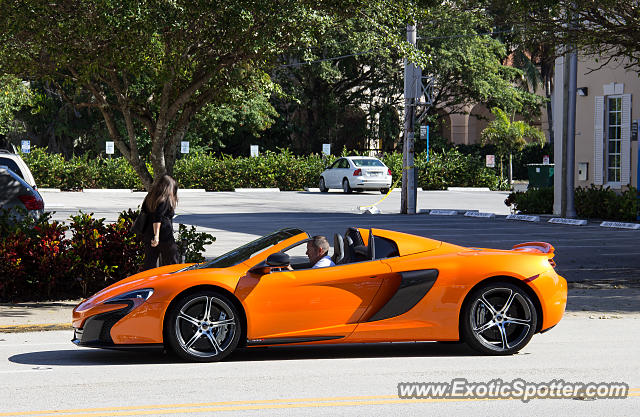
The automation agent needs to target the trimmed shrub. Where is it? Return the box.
[505,185,638,220]
[23,147,503,191]
[575,185,638,221]
[504,187,554,214]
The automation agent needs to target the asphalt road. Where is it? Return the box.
[0,316,638,416]
[43,190,640,282]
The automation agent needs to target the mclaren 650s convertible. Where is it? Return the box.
[72,227,567,361]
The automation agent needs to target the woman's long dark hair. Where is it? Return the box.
[144,175,178,212]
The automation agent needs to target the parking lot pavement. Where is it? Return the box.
[40,189,640,283]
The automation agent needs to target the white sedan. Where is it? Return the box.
[319,156,392,194]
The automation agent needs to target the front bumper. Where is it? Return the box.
[72,303,134,348]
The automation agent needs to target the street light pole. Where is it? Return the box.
[402,23,417,214]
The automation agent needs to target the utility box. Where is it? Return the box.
[527,163,554,188]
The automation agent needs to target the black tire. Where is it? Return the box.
[380,188,389,194]
[342,178,352,194]
[461,282,537,355]
[319,177,328,192]
[166,290,241,362]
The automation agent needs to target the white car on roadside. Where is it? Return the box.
[319,156,392,194]
[0,149,37,189]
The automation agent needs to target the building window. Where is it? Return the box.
[606,96,622,183]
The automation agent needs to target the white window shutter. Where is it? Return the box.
[621,94,632,185]
[593,96,604,185]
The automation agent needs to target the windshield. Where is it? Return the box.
[194,228,305,269]
[352,159,384,167]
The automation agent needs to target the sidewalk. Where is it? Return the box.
[2,287,639,333]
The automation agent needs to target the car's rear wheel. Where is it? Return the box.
[166,291,241,362]
[342,178,352,194]
[461,283,537,355]
[319,177,328,192]
[380,188,389,194]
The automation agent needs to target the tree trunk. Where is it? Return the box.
[508,153,513,186]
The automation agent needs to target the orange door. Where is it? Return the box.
[237,261,391,340]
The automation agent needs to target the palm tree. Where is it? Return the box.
[481,107,545,184]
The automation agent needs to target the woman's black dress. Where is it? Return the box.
[142,199,178,270]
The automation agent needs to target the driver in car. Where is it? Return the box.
[306,235,335,268]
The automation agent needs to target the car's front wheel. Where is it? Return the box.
[319,177,328,192]
[380,188,389,194]
[461,283,537,355]
[166,291,241,362]
[342,178,352,194]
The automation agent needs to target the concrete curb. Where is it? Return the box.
[447,187,491,192]
[0,323,72,333]
[82,189,132,193]
[234,188,280,192]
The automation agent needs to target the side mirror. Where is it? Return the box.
[249,252,291,275]
[266,252,290,267]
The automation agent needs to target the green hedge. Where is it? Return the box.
[505,185,639,221]
[22,147,503,191]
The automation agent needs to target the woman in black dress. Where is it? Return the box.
[142,175,179,270]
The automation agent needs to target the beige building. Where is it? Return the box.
[553,55,639,214]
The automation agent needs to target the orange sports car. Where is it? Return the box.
[72,227,567,361]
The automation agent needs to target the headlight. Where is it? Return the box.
[105,288,154,308]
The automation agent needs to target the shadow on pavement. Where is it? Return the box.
[9,342,479,366]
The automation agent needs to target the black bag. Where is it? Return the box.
[130,210,148,237]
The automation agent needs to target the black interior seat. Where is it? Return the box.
[332,233,344,264]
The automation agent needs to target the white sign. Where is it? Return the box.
[506,214,541,222]
[420,125,428,139]
[322,143,331,156]
[21,140,30,154]
[105,141,115,154]
[543,155,550,164]
[180,141,189,154]
[486,154,495,168]
[250,145,259,157]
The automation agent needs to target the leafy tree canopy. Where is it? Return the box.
[0,0,416,188]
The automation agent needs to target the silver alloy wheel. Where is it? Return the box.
[174,295,236,358]
[469,287,533,351]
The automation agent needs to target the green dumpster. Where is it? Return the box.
[527,164,554,188]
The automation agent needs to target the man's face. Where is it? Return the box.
[306,242,323,265]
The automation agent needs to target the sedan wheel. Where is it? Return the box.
[319,177,328,192]
[342,178,352,194]
[166,291,241,362]
[462,283,537,355]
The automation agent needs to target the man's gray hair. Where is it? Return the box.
[309,235,330,254]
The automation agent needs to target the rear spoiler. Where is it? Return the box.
[511,242,555,256]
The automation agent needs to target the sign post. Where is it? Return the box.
[180,141,190,154]
[322,143,331,156]
[21,140,30,154]
[250,145,259,157]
